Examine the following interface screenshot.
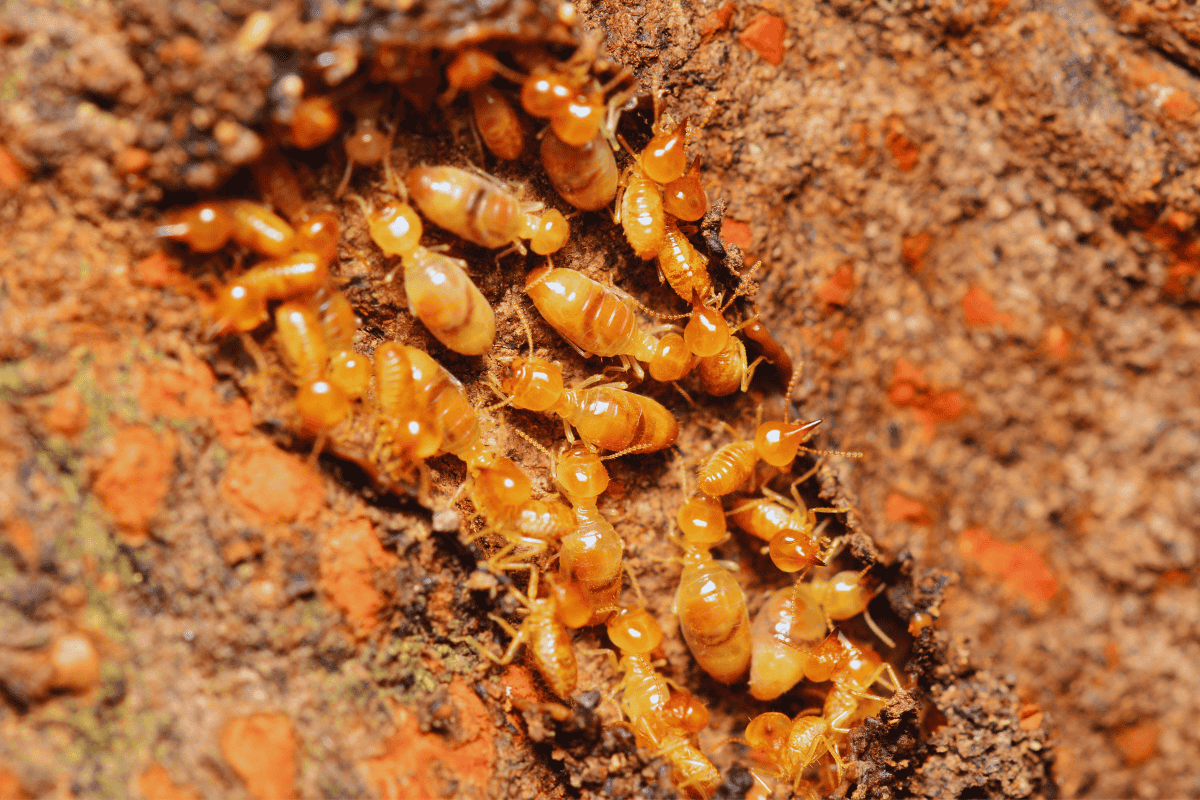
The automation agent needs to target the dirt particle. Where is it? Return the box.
[222,446,323,525]
[135,355,253,447]
[886,492,932,525]
[1114,720,1159,767]
[902,231,933,272]
[136,762,201,800]
[962,286,1013,328]
[94,426,176,544]
[134,252,187,288]
[818,263,855,309]
[721,218,752,250]
[44,385,89,439]
[318,519,398,638]
[2,518,38,568]
[48,633,102,693]
[1043,324,1071,358]
[0,145,26,191]
[959,528,1058,605]
[699,1,737,40]
[738,13,786,66]
[360,703,494,798]
[0,765,30,800]
[884,116,920,171]
[220,713,298,800]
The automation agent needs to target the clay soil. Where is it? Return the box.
[2,0,1199,797]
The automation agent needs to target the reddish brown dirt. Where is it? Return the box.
[4,0,1199,798]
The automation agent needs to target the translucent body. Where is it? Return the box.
[555,443,609,501]
[649,333,696,382]
[657,218,713,303]
[521,64,580,117]
[293,209,340,266]
[610,606,723,799]
[473,457,533,522]
[345,118,389,166]
[551,92,604,147]
[404,248,496,355]
[731,490,834,573]
[675,545,751,684]
[158,201,233,252]
[748,585,827,701]
[471,85,524,160]
[818,571,871,620]
[363,199,422,257]
[404,345,485,465]
[741,317,793,384]
[540,131,618,211]
[310,286,357,352]
[642,120,688,185]
[485,590,578,700]
[525,208,570,255]
[696,440,756,497]
[755,418,821,468]
[445,49,499,94]
[662,161,707,221]
[275,302,328,383]
[244,251,328,300]
[696,335,753,396]
[406,165,524,249]
[607,607,663,654]
[229,200,296,257]
[556,386,678,453]
[501,356,565,412]
[290,95,340,149]
[296,380,351,429]
[558,505,623,624]
[518,596,578,698]
[682,301,729,358]
[213,251,328,333]
[328,351,371,399]
[499,356,677,452]
[250,153,305,222]
[676,495,726,545]
[373,342,442,459]
[620,168,665,260]
[525,266,659,362]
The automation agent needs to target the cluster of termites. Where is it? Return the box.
[156,22,923,799]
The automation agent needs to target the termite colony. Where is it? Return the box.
[154,10,926,798]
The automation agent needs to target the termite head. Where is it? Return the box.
[555,442,609,502]
[606,606,663,654]
[498,355,563,412]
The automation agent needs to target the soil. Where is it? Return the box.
[2,0,1197,798]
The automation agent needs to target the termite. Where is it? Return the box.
[662,158,708,222]
[540,131,619,211]
[274,301,351,430]
[747,584,827,701]
[372,342,443,460]
[288,94,340,150]
[469,570,580,699]
[352,179,495,355]
[211,251,329,334]
[657,217,713,304]
[525,265,693,382]
[496,356,678,453]
[744,711,844,795]
[672,527,751,684]
[605,606,723,799]
[807,569,896,648]
[470,84,525,161]
[617,165,665,260]
[308,285,370,400]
